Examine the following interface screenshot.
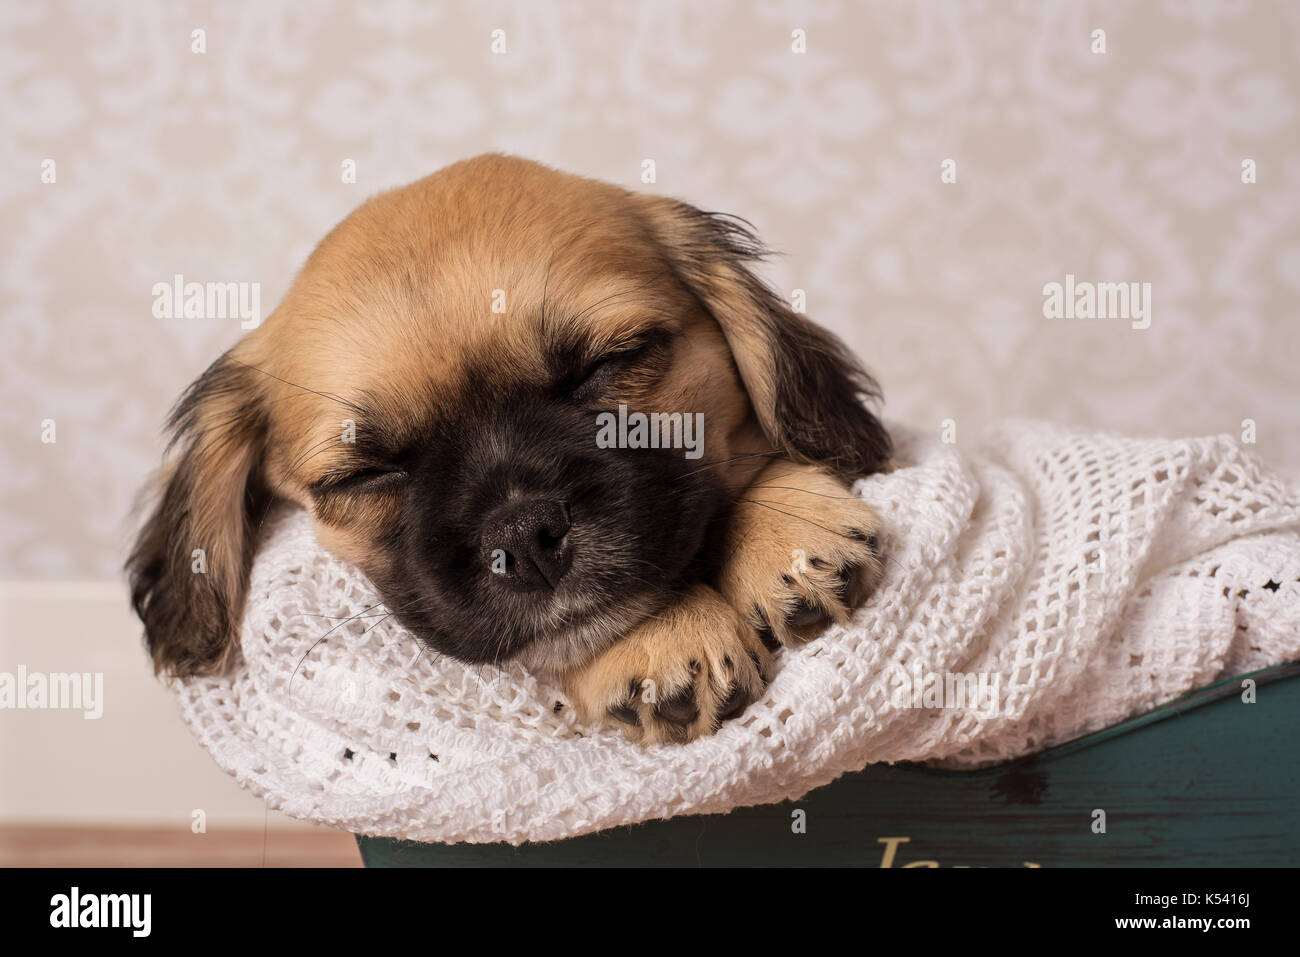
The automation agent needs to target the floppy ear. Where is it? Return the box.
[127,352,270,677]
[634,196,891,480]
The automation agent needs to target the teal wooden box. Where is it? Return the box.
[355,662,1300,867]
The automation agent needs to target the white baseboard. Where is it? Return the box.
[0,580,317,830]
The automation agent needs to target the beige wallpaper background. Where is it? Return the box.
[2,0,1298,578]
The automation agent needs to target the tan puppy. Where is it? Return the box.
[128,155,890,744]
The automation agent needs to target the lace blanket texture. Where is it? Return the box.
[173,420,1300,844]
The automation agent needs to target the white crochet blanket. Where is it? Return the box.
[173,420,1300,845]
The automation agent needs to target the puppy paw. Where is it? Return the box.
[719,466,884,648]
[563,585,771,744]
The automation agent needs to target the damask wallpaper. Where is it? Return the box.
[2,0,1297,577]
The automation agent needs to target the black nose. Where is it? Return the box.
[481,498,572,590]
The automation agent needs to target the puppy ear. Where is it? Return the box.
[127,351,270,677]
[635,196,891,479]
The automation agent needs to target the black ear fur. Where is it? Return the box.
[126,353,269,677]
[638,199,892,480]
[761,292,894,479]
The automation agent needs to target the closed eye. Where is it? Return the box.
[566,330,671,402]
[310,467,408,496]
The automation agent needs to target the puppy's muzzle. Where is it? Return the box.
[480,498,573,590]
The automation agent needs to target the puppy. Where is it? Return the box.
[127,154,890,744]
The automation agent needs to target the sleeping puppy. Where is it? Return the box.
[127,154,890,744]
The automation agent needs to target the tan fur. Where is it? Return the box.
[563,464,881,743]
[563,585,770,745]
[132,154,889,744]
[717,463,883,646]
[245,159,764,546]
[156,160,757,622]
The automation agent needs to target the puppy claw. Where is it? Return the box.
[720,465,885,651]
[718,683,748,721]
[565,585,770,745]
[837,563,872,608]
[609,703,640,726]
[655,685,700,726]
[788,598,828,630]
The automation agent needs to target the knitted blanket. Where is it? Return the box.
[172,420,1300,845]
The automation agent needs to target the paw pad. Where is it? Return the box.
[654,684,700,726]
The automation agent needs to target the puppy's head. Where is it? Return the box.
[128,155,889,677]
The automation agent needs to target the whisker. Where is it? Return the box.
[674,449,783,481]
[226,356,369,418]
[289,599,388,692]
[256,440,340,529]
[294,611,394,620]
[736,499,843,536]
[567,280,664,326]
[540,248,556,327]
[731,482,865,503]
